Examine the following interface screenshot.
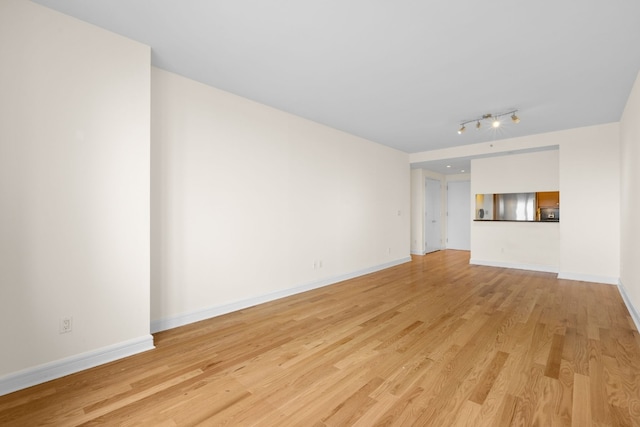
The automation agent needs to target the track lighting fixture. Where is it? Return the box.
[457,110,520,134]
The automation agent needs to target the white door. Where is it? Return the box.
[425,178,441,254]
[447,181,471,250]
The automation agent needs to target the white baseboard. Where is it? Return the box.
[557,272,619,285]
[0,335,154,397]
[618,279,640,332]
[469,259,619,285]
[469,258,559,274]
[151,256,412,334]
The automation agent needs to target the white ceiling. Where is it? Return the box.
[33,0,640,166]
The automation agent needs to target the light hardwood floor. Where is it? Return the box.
[1,250,640,426]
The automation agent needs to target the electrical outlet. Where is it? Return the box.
[59,317,73,334]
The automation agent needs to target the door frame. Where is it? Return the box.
[424,177,442,254]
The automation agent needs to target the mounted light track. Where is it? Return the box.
[457,109,520,134]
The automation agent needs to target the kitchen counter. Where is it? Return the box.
[474,219,559,222]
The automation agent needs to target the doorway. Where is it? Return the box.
[446,181,471,250]
[424,178,442,254]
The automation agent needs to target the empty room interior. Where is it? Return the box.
[2,0,640,425]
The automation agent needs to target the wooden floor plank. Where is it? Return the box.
[1,250,640,426]
[572,373,592,427]
[468,350,510,405]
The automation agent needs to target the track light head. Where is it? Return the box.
[458,125,466,134]
[511,113,520,123]
[492,118,500,128]
[476,121,481,129]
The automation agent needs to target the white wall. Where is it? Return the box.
[558,124,620,283]
[0,0,152,392]
[620,70,640,325]
[151,68,410,330]
[470,150,561,271]
[446,173,471,183]
[410,169,425,254]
